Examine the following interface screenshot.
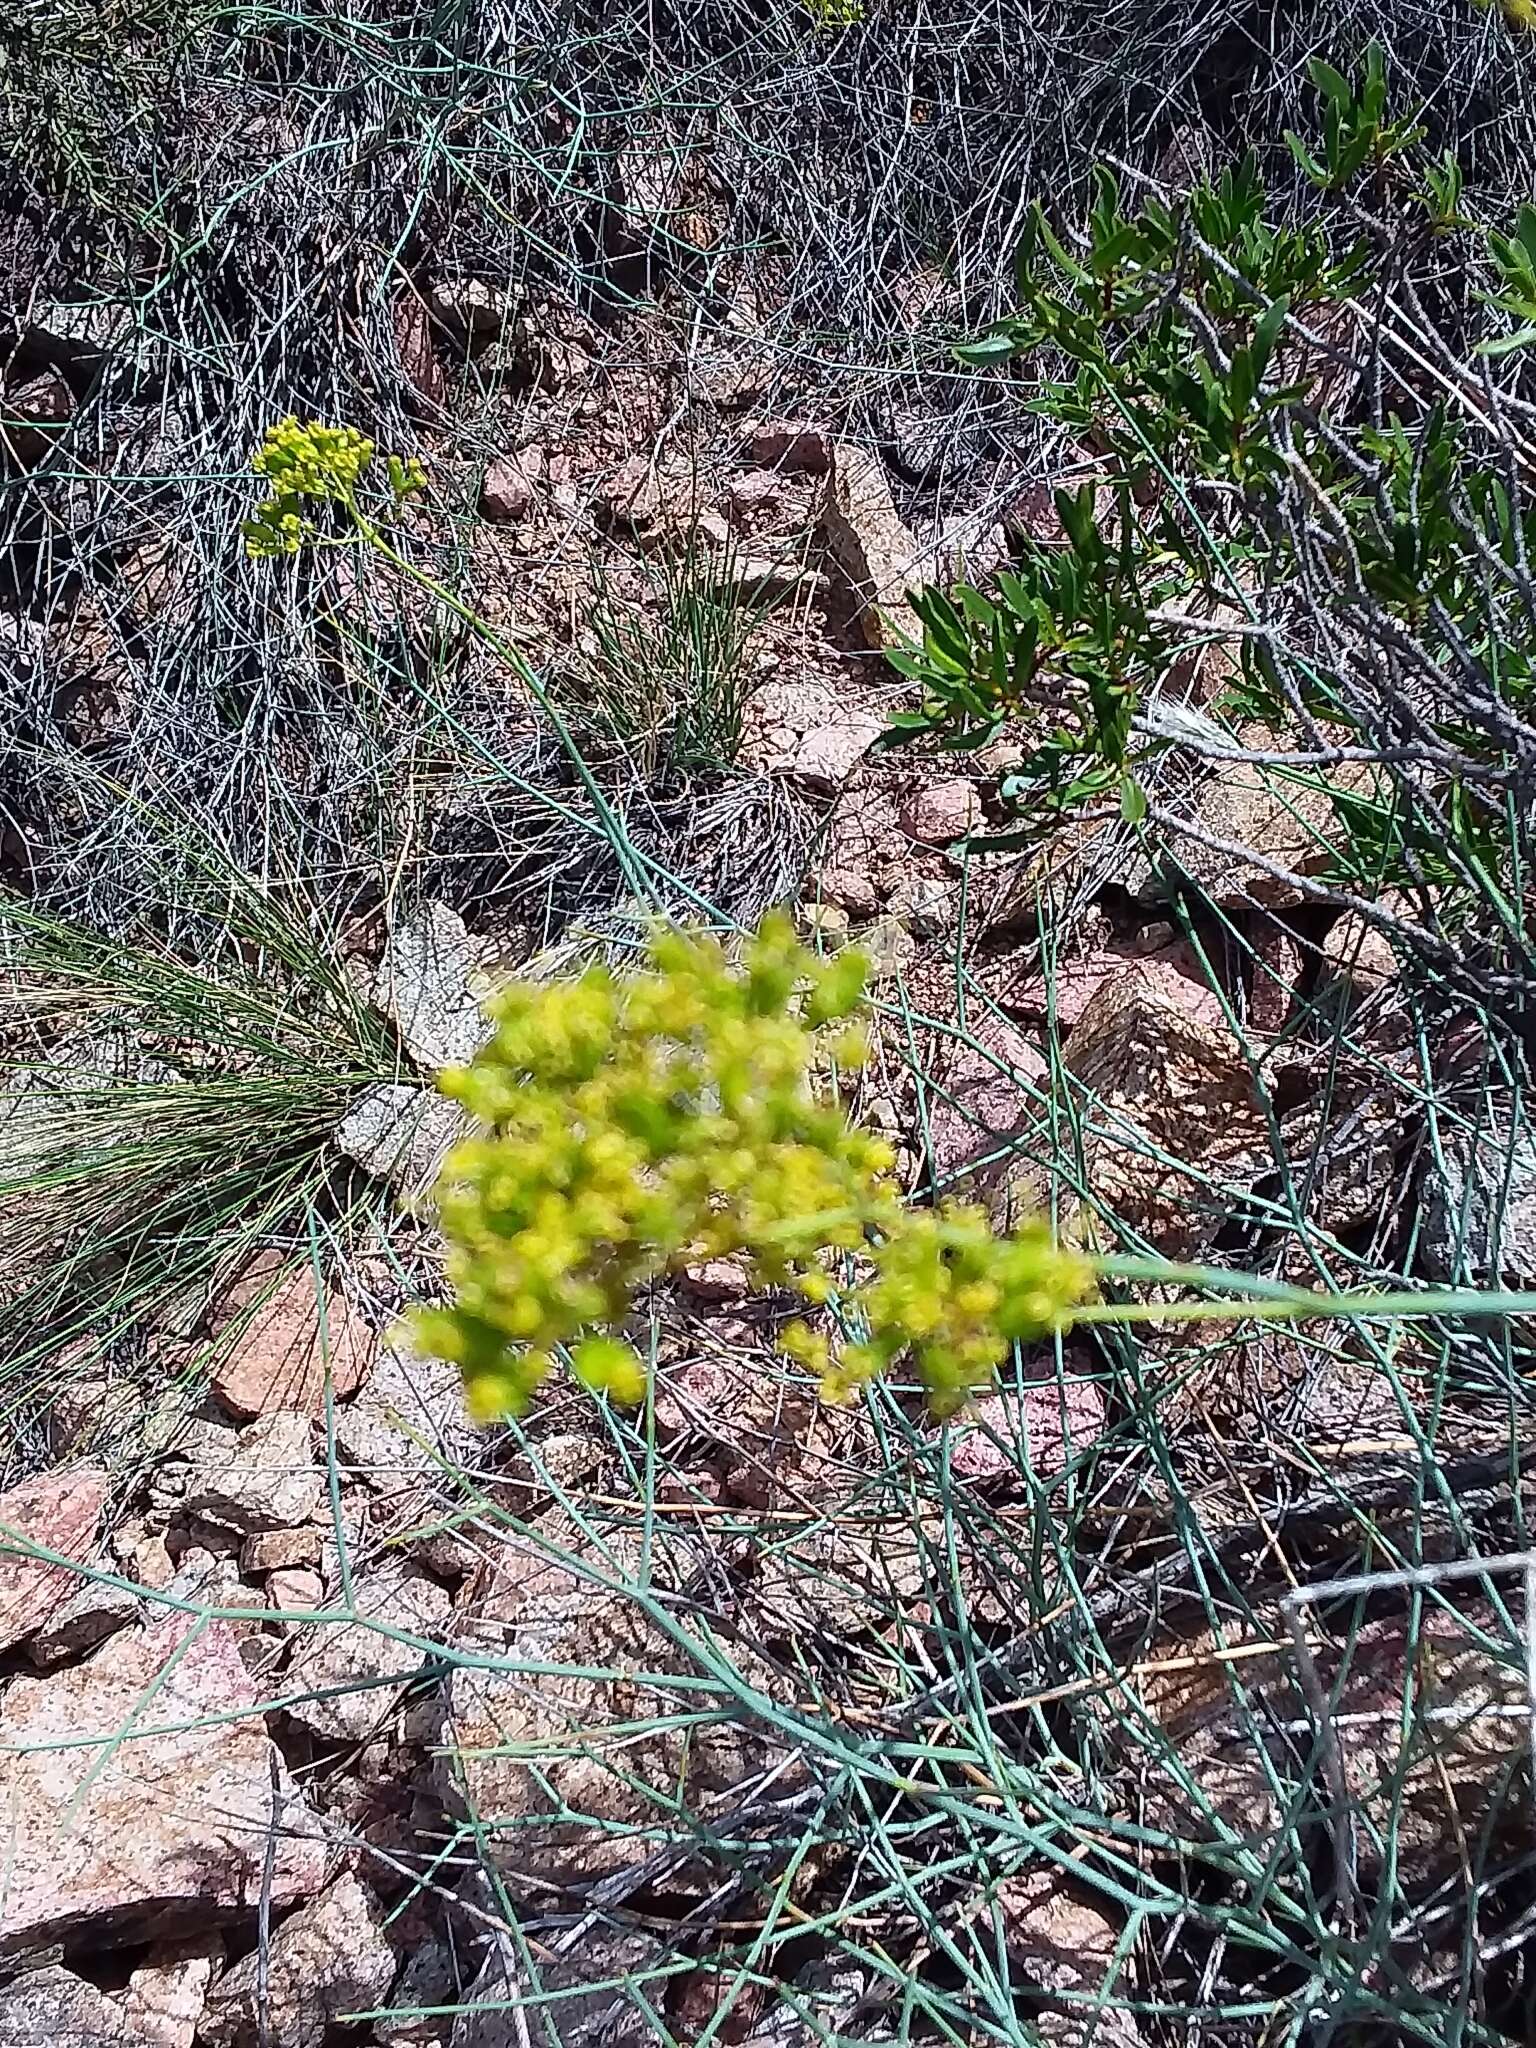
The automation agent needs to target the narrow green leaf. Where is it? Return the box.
[1308,57,1353,107]
[1476,327,1536,358]
[953,331,1021,367]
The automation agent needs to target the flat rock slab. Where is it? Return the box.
[822,442,923,654]
[0,1464,109,1654]
[335,1083,467,1198]
[283,1562,453,1742]
[373,901,491,1072]
[0,1611,326,1956]
[210,1250,374,1420]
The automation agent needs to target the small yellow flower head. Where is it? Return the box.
[411,913,1095,1422]
[243,417,424,557]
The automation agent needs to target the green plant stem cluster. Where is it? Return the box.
[411,916,1094,1419]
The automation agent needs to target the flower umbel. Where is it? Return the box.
[243,417,425,557]
[411,914,1094,1419]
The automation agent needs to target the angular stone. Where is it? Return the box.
[241,1526,323,1574]
[995,1868,1142,2048]
[822,443,922,653]
[210,1251,373,1420]
[793,714,884,790]
[1062,957,1266,1256]
[179,1412,322,1533]
[26,1571,141,1669]
[478,457,533,523]
[0,1464,109,1653]
[984,941,1223,1040]
[745,420,831,474]
[200,1873,396,2048]
[946,1370,1107,1484]
[335,1083,466,1197]
[373,902,490,1072]
[900,779,982,846]
[0,1964,136,2044]
[332,1342,475,1486]
[268,1567,325,1613]
[283,1562,452,1742]
[0,1613,325,1955]
[123,1937,222,2048]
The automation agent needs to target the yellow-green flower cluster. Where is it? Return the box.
[806,1206,1094,1417]
[243,417,425,557]
[412,914,1093,1419]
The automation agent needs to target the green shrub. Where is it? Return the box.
[884,45,1536,927]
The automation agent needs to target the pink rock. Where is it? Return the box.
[210,1251,373,1420]
[994,1865,1141,2048]
[268,1568,324,1614]
[744,680,882,788]
[815,865,880,919]
[0,1613,325,1953]
[0,1464,109,1653]
[728,469,786,518]
[198,1872,395,2048]
[478,457,533,523]
[1248,925,1305,1035]
[901,779,983,846]
[793,716,884,791]
[680,1257,751,1305]
[927,1013,1049,1186]
[746,420,831,473]
[948,1372,1106,1483]
[391,292,447,410]
[989,941,1225,1038]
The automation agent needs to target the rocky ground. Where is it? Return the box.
[3,382,1532,2037]
[5,26,1536,2031]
